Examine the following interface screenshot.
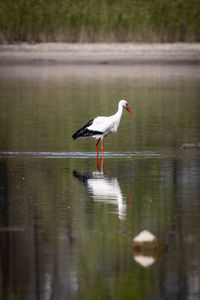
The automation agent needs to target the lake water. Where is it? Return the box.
[0,63,200,300]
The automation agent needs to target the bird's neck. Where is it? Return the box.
[111,104,123,132]
[115,104,123,121]
[107,104,123,133]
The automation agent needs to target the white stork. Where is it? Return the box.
[72,100,134,155]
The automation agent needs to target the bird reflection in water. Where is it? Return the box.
[73,168,127,220]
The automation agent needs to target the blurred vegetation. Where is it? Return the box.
[0,0,200,43]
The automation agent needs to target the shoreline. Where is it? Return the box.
[0,43,200,65]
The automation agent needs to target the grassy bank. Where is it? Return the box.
[0,0,200,43]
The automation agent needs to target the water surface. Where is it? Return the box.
[0,63,200,300]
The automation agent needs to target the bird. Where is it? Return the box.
[72,100,134,156]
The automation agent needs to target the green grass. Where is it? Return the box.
[0,0,200,43]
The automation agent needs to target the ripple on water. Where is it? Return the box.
[0,151,165,159]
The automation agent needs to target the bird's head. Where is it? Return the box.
[119,100,134,118]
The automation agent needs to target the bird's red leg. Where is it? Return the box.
[101,139,104,157]
[100,156,104,172]
[95,139,100,156]
[95,139,100,170]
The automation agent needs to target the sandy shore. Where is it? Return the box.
[0,43,200,65]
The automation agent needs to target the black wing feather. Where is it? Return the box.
[72,119,103,140]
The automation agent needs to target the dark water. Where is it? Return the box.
[0,64,200,300]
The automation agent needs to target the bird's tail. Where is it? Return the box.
[72,127,87,139]
[72,131,80,140]
[72,128,103,140]
[72,119,103,140]
[72,119,94,140]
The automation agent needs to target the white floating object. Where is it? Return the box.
[132,230,167,267]
[133,230,156,243]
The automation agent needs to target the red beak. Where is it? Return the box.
[125,106,134,118]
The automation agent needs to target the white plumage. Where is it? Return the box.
[72,100,134,155]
